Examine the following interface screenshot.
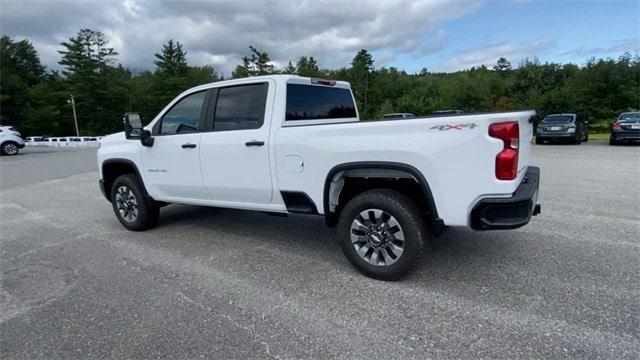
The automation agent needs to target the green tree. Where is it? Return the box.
[0,36,45,127]
[283,61,296,74]
[154,39,188,77]
[58,28,126,135]
[135,41,219,122]
[296,56,321,77]
[232,46,274,78]
[494,57,512,72]
[22,72,70,135]
[4,31,638,138]
[349,49,375,117]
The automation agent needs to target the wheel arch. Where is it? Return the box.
[323,161,443,235]
[101,158,148,202]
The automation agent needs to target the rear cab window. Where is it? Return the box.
[285,81,357,126]
[211,83,268,131]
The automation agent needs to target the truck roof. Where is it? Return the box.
[187,75,352,94]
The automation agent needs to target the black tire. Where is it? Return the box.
[337,189,427,280]
[1,141,20,155]
[609,136,618,146]
[110,174,159,231]
[573,135,581,145]
[583,132,589,142]
[535,137,543,145]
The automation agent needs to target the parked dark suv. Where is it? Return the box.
[610,112,640,145]
[535,113,588,144]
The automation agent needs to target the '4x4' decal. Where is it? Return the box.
[430,123,477,131]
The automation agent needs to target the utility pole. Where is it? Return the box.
[68,95,79,137]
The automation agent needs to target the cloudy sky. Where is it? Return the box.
[1,0,638,76]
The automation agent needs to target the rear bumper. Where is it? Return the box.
[537,132,574,138]
[611,131,640,141]
[470,166,541,230]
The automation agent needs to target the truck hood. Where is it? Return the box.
[99,132,126,145]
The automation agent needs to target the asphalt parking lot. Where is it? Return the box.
[0,147,98,190]
[1,142,639,359]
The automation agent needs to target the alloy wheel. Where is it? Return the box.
[3,143,18,155]
[115,185,138,222]
[350,209,405,266]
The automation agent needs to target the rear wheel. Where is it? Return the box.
[609,136,618,146]
[337,189,427,280]
[535,137,543,145]
[1,141,19,155]
[573,135,582,145]
[110,174,159,231]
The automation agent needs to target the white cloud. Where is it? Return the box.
[438,38,555,72]
[0,0,483,75]
[559,38,640,57]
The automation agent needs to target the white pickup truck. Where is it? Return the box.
[97,75,540,279]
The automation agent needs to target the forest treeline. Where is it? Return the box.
[1,28,638,136]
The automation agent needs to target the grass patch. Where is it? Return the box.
[588,133,610,141]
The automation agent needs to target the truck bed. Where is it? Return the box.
[275,110,536,226]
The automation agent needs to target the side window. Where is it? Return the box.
[213,83,268,131]
[160,91,206,135]
[286,84,357,121]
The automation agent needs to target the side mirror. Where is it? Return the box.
[123,112,143,139]
[140,129,154,147]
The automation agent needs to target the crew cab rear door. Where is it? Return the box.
[141,90,209,200]
[199,81,274,204]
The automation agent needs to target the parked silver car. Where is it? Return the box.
[536,113,588,144]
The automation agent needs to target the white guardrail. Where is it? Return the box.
[25,136,102,148]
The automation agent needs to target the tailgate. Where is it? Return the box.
[515,112,535,176]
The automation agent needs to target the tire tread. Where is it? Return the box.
[337,189,427,280]
[110,174,159,231]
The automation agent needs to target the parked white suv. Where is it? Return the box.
[0,125,25,155]
[98,75,541,279]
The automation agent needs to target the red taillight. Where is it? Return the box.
[489,121,519,180]
[613,121,622,131]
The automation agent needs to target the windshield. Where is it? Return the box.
[542,115,573,124]
[618,112,640,123]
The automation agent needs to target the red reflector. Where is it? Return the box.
[489,121,519,180]
[495,148,518,180]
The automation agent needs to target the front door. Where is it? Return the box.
[141,90,209,201]
[199,82,273,204]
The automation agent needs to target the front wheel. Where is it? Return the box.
[337,189,427,280]
[1,141,20,155]
[110,174,159,231]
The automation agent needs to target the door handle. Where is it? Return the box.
[181,143,197,149]
[245,140,265,147]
